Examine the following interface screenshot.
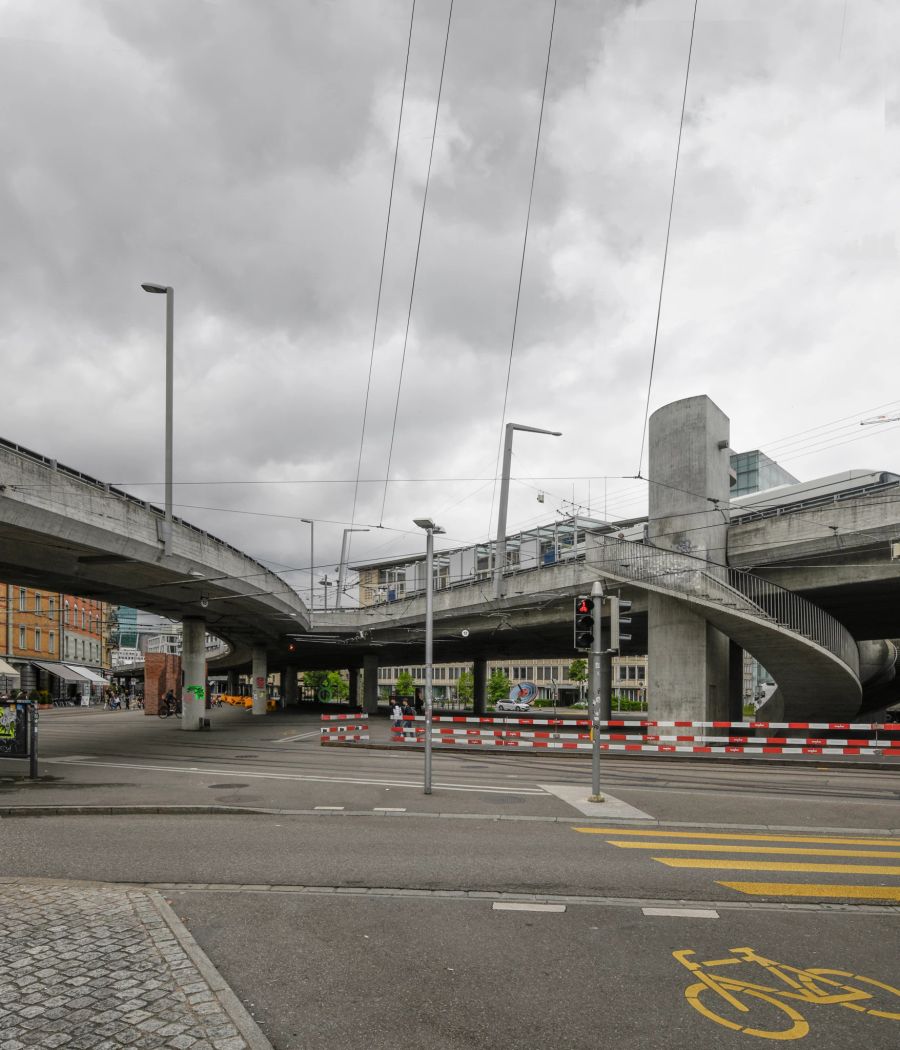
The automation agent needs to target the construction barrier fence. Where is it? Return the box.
[320,712,370,744]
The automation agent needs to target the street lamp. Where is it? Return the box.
[414,516,445,794]
[141,282,174,557]
[300,518,314,610]
[335,528,369,609]
[494,423,561,600]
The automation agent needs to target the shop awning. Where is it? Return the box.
[0,657,21,679]
[31,660,92,683]
[66,665,107,684]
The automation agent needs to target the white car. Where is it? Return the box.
[495,697,533,713]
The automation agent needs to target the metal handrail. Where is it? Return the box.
[589,536,859,674]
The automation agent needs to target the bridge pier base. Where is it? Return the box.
[252,647,268,716]
[181,617,207,731]
[283,665,298,707]
[363,655,379,715]
[473,658,487,716]
[729,641,744,721]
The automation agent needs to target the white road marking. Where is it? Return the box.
[492,902,566,913]
[41,758,549,795]
[374,807,407,813]
[314,806,345,811]
[275,731,322,743]
[641,908,719,919]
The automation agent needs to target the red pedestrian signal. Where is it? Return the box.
[573,595,594,651]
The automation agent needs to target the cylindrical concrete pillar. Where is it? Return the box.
[283,665,298,707]
[363,655,379,714]
[181,617,207,731]
[348,666,360,709]
[252,647,268,716]
[473,659,487,716]
[226,669,238,696]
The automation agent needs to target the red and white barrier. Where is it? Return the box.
[388,715,899,757]
[320,712,369,744]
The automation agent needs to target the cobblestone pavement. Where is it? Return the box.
[0,879,272,1050]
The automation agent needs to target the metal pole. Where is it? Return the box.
[29,701,38,780]
[336,528,369,609]
[164,287,174,557]
[424,526,434,794]
[302,519,314,609]
[589,579,604,801]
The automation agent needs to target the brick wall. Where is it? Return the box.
[143,653,181,715]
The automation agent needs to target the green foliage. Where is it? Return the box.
[567,658,588,683]
[302,670,329,692]
[457,669,474,702]
[395,671,415,697]
[487,668,511,705]
[302,670,349,701]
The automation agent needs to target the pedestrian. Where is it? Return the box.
[391,698,403,737]
[402,698,416,740]
[414,688,424,716]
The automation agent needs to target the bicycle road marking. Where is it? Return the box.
[718,882,900,901]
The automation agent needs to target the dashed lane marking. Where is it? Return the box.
[642,908,719,918]
[492,902,566,913]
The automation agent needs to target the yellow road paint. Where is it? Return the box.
[718,881,900,901]
[607,841,900,858]
[656,858,900,875]
[573,827,900,846]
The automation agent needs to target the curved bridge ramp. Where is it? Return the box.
[588,537,862,723]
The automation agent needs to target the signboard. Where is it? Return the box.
[0,703,29,757]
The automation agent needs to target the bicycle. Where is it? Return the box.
[674,946,900,1039]
[157,697,181,718]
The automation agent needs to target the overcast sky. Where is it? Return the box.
[2,0,898,603]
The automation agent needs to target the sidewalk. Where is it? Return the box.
[0,878,272,1050]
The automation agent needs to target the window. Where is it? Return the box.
[19,588,26,612]
[18,626,26,649]
[619,667,627,680]
[81,609,86,629]
[49,596,55,618]
[35,593,43,615]
[65,636,71,657]
[81,640,86,660]
[35,628,42,652]
[48,631,55,654]
[65,600,70,625]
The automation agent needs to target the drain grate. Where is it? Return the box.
[207,782,250,789]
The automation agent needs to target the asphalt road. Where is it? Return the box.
[2,706,898,1048]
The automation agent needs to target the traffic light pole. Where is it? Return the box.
[589,580,605,801]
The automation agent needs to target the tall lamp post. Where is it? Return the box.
[141,282,174,557]
[336,528,369,609]
[300,518,315,610]
[494,423,561,600]
[414,517,444,794]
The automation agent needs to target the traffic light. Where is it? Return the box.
[574,595,594,651]
[609,596,632,652]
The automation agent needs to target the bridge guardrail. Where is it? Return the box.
[589,536,860,674]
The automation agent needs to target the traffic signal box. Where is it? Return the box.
[609,596,632,652]
[574,595,594,651]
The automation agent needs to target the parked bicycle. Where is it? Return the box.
[674,946,900,1039]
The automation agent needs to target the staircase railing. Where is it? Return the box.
[589,536,859,674]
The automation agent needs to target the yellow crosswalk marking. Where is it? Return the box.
[656,858,900,875]
[717,882,900,901]
[572,828,900,846]
[607,842,900,858]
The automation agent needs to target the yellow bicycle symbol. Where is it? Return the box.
[674,946,900,1040]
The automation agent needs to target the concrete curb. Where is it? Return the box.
[151,890,275,1050]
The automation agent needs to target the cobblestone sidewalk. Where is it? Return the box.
[0,879,272,1050]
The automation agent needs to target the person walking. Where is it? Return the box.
[402,698,416,741]
[391,698,403,738]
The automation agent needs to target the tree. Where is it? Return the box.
[302,670,348,701]
[395,670,415,698]
[487,668,511,706]
[567,658,588,699]
[457,669,474,703]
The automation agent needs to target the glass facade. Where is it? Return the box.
[730,450,798,497]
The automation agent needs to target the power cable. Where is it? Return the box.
[635,0,699,475]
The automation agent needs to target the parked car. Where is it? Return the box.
[495,697,533,713]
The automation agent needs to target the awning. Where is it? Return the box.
[0,657,21,679]
[66,665,107,684]
[31,660,92,683]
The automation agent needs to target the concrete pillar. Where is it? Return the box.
[226,669,238,696]
[647,396,732,721]
[283,665,298,707]
[181,617,207,731]
[473,658,487,716]
[252,646,268,716]
[728,641,744,722]
[362,655,379,714]
[348,666,360,709]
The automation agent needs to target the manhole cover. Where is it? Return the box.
[207,782,249,789]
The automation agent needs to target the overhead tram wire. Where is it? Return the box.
[487,0,558,539]
[635,0,699,477]
[348,0,417,537]
[377,0,455,528]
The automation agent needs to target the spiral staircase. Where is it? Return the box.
[587,536,863,722]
